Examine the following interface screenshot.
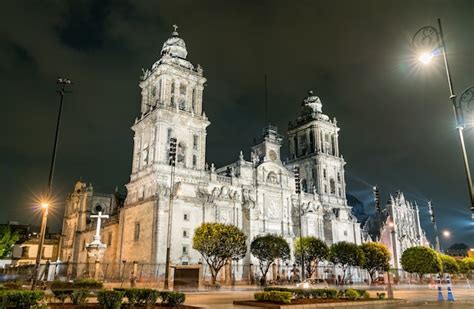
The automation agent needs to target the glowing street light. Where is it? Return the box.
[418,52,434,64]
[442,230,451,238]
[412,19,474,219]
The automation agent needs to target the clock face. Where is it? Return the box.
[269,150,277,161]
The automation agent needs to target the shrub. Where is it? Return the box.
[73,279,104,290]
[71,289,89,305]
[344,288,359,300]
[122,288,141,306]
[376,292,386,300]
[0,290,44,309]
[362,291,370,299]
[263,287,338,299]
[324,289,337,298]
[51,280,73,290]
[52,289,73,304]
[98,290,124,309]
[2,282,22,290]
[161,291,185,306]
[254,291,292,304]
[141,289,160,306]
[354,289,366,297]
[115,288,162,306]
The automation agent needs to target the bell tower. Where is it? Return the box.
[287,91,346,205]
[130,25,210,175]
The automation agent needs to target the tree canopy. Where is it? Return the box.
[192,223,247,285]
[329,241,365,285]
[0,226,19,258]
[438,253,460,274]
[360,242,391,284]
[458,257,474,275]
[294,236,329,279]
[401,246,442,279]
[250,234,290,285]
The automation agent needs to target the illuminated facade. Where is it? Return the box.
[60,27,362,275]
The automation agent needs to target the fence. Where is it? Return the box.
[1,261,459,288]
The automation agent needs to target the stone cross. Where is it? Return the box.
[90,211,109,244]
[173,24,178,32]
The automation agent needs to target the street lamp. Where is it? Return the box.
[428,201,441,251]
[31,78,72,290]
[164,137,177,290]
[293,166,305,282]
[413,19,474,219]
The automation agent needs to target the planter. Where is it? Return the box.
[234,299,405,308]
[48,304,201,308]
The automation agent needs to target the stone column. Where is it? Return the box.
[94,260,100,281]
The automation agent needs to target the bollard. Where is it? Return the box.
[446,274,455,302]
[436,274,444,301]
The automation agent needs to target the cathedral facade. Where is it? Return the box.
[59,28,362,275]
[362,192,430,270]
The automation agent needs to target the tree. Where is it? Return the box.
[329,241,365,285]
[401,246,442,280]
[458,257,474,276]
[250,234,290,285]
[360,242,391,284]
[0,226,19,258]
[446,243,469,257]
[438,253,460,274]
[192,223,247,285]
[294,236,329,279]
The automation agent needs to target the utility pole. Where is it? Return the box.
[32,78,72,290]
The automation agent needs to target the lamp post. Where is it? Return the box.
[164,137,177,290]
[428,201,441,251]
[387,221,395,299]
[293,166,305,282]
[31,78,72,290]
[413,19,474,219]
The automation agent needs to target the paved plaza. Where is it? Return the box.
[182,286,474,308]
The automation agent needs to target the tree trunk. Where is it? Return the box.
[369,271,375,285]
[261,264,270,286]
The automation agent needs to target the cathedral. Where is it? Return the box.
[361,191,430,270]
[59,27,362,277]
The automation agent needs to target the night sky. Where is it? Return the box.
[1,1,473,247]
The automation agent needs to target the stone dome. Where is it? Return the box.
[161,26,187,59]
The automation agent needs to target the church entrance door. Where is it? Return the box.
[173,265,200,291]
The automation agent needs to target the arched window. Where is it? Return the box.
[157,79,162,105]
[302,179,308,192]
[330,179,336,194]
[177,142,186,164]
[293,136,298,158]
[170,80,176,106]
[191,88,196,112]
[309,130,315,153]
